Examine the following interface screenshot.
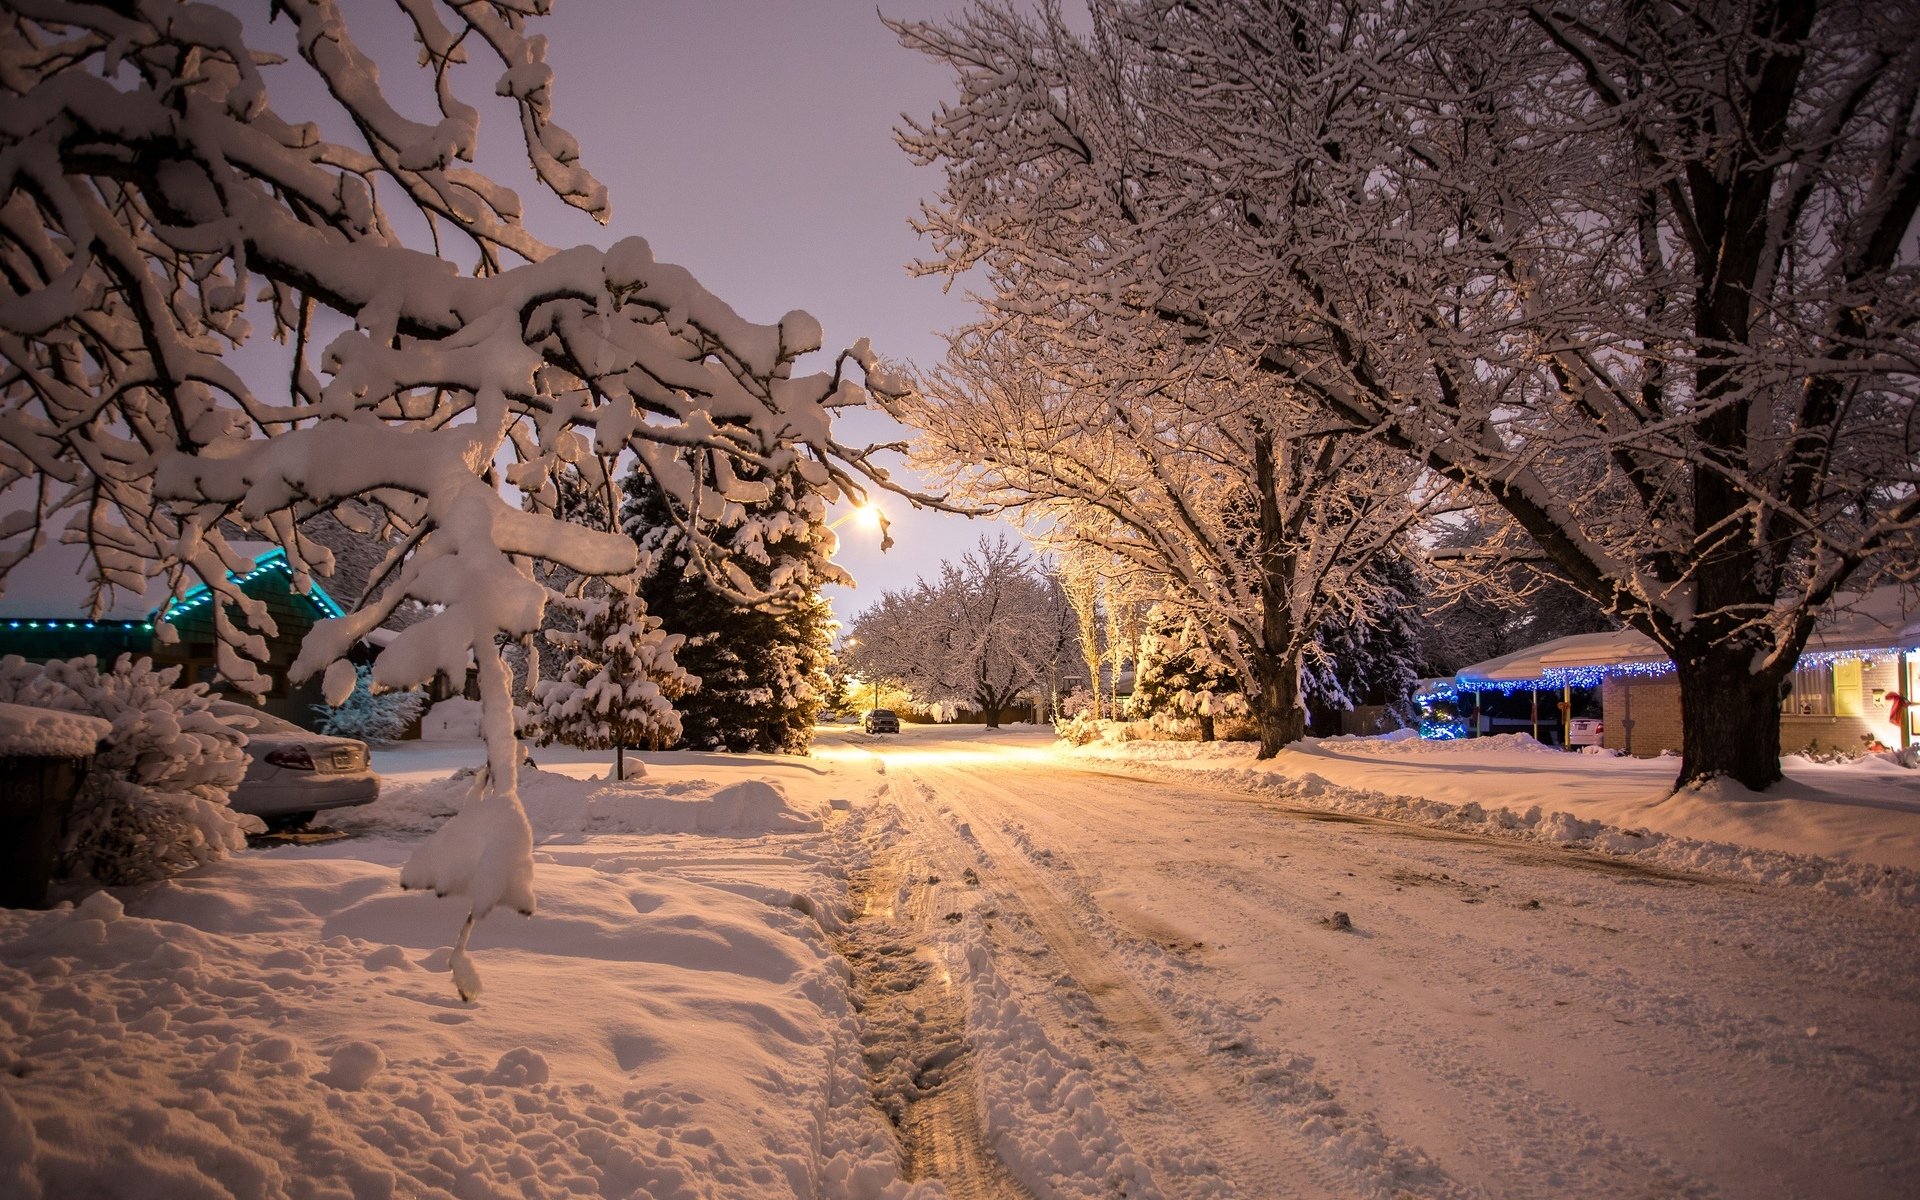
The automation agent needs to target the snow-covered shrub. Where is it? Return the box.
[1796,739,1869,765]
[531,590,696,751]
[1057,687,1098,720]
[1053,715,1146,746]
[1054,712,1106,745]
[312,664,427,742]
[0,655,254,885]
[420,698,484,741]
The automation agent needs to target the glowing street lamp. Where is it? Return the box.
[828,501,882,533]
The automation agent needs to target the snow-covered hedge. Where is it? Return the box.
[0,656,255,885]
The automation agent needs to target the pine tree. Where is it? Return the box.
[312,665,429,742]
[622,470,835,754]
[1129,610,1246,742]
[531,589,695,757]
[1303,554,1425,735]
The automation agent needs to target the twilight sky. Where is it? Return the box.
[466,0,1023,624]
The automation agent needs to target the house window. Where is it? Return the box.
[1786,665,1834,716]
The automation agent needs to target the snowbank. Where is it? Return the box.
[0,842,919,1199]
[418,698,484,740]
[1069,734,1920,906]
[0,702,109,758]
[335,764,828,839]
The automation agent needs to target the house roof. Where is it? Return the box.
[1456,587,1920,689]
[0,540,343,623]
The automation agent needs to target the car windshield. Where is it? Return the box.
[872,710,896,719]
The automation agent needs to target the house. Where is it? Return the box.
[0,540,347,727]
[1449,589,1920,757]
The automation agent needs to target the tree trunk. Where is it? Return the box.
[1198,712,1216,742]
[1250,653,1306,759]
[977,692,1000,729]
[1673,643,1788,791]
[1249,424,1307,759]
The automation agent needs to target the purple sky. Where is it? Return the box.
[485,1,1023,623]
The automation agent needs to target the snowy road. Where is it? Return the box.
[824,726,1920,1199]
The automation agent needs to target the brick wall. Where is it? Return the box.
[1603,659,1909,758]
[1600,677,1685,757]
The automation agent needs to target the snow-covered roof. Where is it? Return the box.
[0,541,343,622]
[1457,587,1920,688]
[0,701,110,757]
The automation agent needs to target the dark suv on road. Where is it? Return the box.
[862,708,900,734]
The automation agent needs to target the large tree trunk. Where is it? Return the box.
[976,691,1001,729]
[1198,712,1216,742]
[1672,640,1788,791]
[1251,653,1306,759]
[1250,426,1306,759]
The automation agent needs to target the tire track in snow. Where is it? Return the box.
[833,798,1032,1199]
[893,760,1354,1200]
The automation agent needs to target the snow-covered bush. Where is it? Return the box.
[532,590,695,751]
[312,665,427,742]
[0,655,254,885]
[1053,715,1148,747]
[1054,712,1106,746]
[1057,688,1098,720]
[419,698,484,741]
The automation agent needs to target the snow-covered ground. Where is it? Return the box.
[1068,730,1920,901]
[4,725,1917,1198]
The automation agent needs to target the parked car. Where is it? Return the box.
[862,708,901,734]
[211,701,379,829]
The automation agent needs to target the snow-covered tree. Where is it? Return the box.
[1129,610,1246,742]
[1055,544,1110,720]
[844,536,1072,727]
[312,664,428,742]
[622,468,835,754]
[532,588,694,754]
[0,655,252,885]
[898,0,1920,789]
[1302,554,1425,734]
[899,334,1433,755]
[1419,513,1617,677]
[0,0,929,994]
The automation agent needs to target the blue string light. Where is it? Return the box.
[156,548,346,621]
[6,549,346,637]
[1442,643,1918,734]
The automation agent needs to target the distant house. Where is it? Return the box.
[1450,589,1920,757]
[0,540,347,727]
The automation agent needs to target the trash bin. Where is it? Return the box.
[0,754,93,907]
[0,702,111,908]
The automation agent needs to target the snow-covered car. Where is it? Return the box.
[211,701,379,828]
[862,709,900,734]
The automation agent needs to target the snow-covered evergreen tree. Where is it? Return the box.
[312,665,429,743]
[0,655,253,885]
[1129,611,1247,741]
[622,468,836,754]
[1302,555,1425,734]
[531,589,694,753]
